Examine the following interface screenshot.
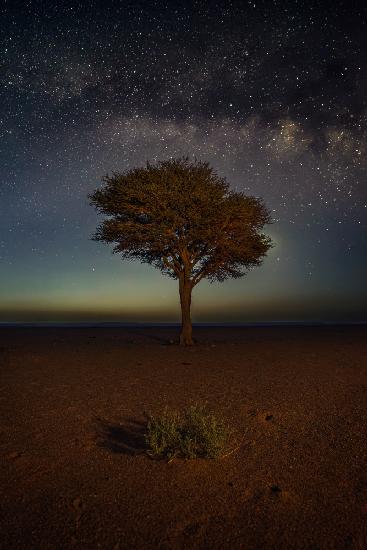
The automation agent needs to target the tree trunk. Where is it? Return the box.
[179,277,193,345]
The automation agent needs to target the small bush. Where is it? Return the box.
[145,404,231,460]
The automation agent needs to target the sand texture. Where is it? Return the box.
[0,326,366,549]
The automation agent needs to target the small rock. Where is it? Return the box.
[6,451,22,460]
[72,497,83,511]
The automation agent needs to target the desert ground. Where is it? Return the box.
[0,325,366,549]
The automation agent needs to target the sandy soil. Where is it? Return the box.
[0,326,366,549]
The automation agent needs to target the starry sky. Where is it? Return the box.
[1,0,366,324]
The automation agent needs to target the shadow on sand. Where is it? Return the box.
[95,416,148,456]
[123,329,178,345]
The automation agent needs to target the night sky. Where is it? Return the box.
[1,0,366,324]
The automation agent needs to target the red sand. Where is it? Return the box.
[1,326,366,549]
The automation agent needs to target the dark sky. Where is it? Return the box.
[1,0,366,323]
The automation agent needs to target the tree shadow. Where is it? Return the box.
[95,416,148,456]
[125,328,178,345]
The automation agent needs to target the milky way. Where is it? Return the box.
[1,0,366,323]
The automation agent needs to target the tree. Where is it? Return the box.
[89,157,273,345]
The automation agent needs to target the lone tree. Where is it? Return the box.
[90,158,272,345]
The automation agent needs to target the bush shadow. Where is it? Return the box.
[95,416,147,456]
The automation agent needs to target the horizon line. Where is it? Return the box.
[0,321,366,328]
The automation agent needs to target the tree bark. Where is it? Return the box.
[179,276,193,345]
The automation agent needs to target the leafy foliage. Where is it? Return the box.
[89,157,272,285]
[145,404,231,460]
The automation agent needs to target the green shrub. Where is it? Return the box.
[145,404,231,460]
